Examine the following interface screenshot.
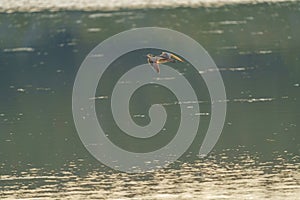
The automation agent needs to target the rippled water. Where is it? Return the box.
[0,0,297,12]
[0,1,300,199]
[1,150,299,199]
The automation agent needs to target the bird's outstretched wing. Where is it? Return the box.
[170,53,184,62]
[147,58,160,73]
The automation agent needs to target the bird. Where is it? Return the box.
[147,52,184,74]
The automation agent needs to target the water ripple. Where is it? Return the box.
[1,150,298,199]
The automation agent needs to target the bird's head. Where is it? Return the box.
[146,54,154,58]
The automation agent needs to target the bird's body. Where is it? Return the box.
[160,52,184,63]
[147,52,184,73]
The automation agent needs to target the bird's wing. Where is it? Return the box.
[170,53,184,62]
[152,62,160,73]
[148,58,160,73]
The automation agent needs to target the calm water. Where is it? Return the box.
[0,1,300,199]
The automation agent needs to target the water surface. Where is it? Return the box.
[0,1,299,199]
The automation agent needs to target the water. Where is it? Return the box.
[0,1,300,199]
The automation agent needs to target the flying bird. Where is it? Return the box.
[147,52,184,73]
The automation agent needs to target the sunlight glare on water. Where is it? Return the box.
[1,150,299,199]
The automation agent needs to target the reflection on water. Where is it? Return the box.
[0,0,300,199]
[1,150,299,199]
[0,0,295,12]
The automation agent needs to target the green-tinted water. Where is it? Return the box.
[0,2,299,199]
